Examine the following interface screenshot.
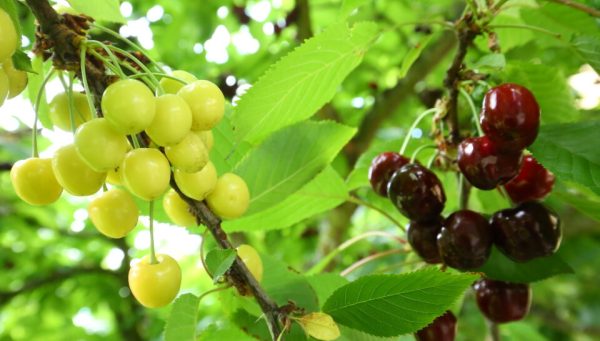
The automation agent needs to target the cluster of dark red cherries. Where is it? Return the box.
[368,84,561,340]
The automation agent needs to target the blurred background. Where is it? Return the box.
[1,0,599,340]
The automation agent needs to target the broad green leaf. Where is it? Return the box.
[572,34,600,74]
[476,247,574,283]
[521,3,598,41]
[67,0,125,23]
[223,166,348,232]
[164,293,200,341]
[503,62,578,123]
[211,105,251,175]
[11,50,35,73]
[232,22,378,144]
[529,121,600,196]
[205,248,236,280]
[338,326,405,341]
[198,323,256,341]
[322,268,478,336]
[490,10,534,51]
[551,181,600,222]
[340,0,370,18]
[234,121,356,215]
[306,273,349,307]
[261,254,319,312]
[473,54,506,71]
[398,35,432,78]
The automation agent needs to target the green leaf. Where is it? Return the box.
[398,35,432,78]
[503,62,578,123]
[501,322,548,341]
[529,121,600,196]
[306,273,349,307]
[164,293,200,341]
[322,268,478,336]
[198,323,256,341]
[0,0,21,38]
[11,50,35,73]
[211,105,251,175]
[223,166,348,232]
[473,53,506,71]
[551,181,600,222]
[67,0,125,23]
[205,248,236,280]
[572,34,600,74]
[338,326,405,341]
[232,22,378,144]
[261,254,319,312]
[476,247,574,283]
[521,3,598,41]
[340,0,370,18]
[234,121,356,215]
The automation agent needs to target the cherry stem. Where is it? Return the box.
[489,320,501,341]
[149,200,157,265]
[306,230,405,275]
[57,72,77,134]
[31,69,55,158]
[86,42,127,79]
[197,285,231,304]
[199,229,212,278]
[79,44,97,119]
[410,144,437,163]
[340,249,406,277]
[400,107,438,156]
[91,23,166,73]
[458,87,484,136]
[104,44,164,94]
[347,195,406,232]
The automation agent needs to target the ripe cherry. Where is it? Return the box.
[174,161,218,201]
[504,155,555,203]
[165,132,209,172]
[177,80,225,131]
[128,254,181,308]
[2,58,27,99]
[121,148,171,201]
[480,83,540,152]
[206,173,250,219]
[407,216,443,264]
[159,70,197,94]
[49,92,93,131]
[237,244,263,283]
[88,188,139,238]
[52,144,106,196]
[145,94,192,146]
[437,210,492,270]
[74,118,129,172]
[457,136,522,190]
[474,279,531,323]
[0,8,18,62]
[10,158,63,205]
[490,201,561,262]
[368,152,409,197]
[387,163,446,222]
[162,189,196,227]
[102,79,156,134]
[415,311,457,341]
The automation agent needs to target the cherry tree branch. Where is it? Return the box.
[25,0,283,339]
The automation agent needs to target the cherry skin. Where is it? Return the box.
[0,68,8,107]
[437,210,492,270]
[74,118,129,172]
[128,254,182,308]
[457,136,522,190]
[368,152,410,197]
[162,189,196,227]
[159,70,197,94]
[206,173,250,219]
[52,144,106,196]
[2,58,27,99]
[165,132,209,172]
[196,130,214,151]
[480,83,540,152]
[174,161,218,201]
[122,148,171,201]
[490,201,561,262]
[177,80,225,131]
[145,94,192,146]
[10,158,63,205]
[237,244,263,282]
[473,279,531,323]
[88,188,139,238]
[407,216,443,264]
[49,92,93,131]
[415,311,457,341]
[504,155,555,203]
[387,163,446,222]
[102,79,156,134]
[0,8,18,62]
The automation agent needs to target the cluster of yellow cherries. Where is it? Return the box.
[0,9,28,108]
[3,6,262,307]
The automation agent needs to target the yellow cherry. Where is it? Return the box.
[10,158,63,205]
[102,79,156,134]
[160,70,197,95]
[52,144,106,196]
[121,148,171,201]
[162,189,196,227]
[128,254,181,308]
[49,92,93,131]
[177,80,225,131]
[206,173,250,219]
[173,161,217,201]
[145,94,192,146]
[88,188,139,238]
[237,244,263,282]
[165,132,208,172]
[2,58,27,98]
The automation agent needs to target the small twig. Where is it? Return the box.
[0,163,12,171]
[489,320,501,341]
[545,0,600,18]
[341,249,405,277]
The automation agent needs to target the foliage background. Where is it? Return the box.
[0,0,599,340]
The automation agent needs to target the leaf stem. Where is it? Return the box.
[399,108,439,155]
[32,69,55,158]
[200,229,212,278]
[410,144,437,163]
[458,87,483,136]
[149,201,157,265]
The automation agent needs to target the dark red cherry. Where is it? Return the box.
[490,201,561,262]
[480,83,540,152]
[504,155,555,203]
[407,216,443,264]
[415,311,457,341]
[473,279,531,323]
[457,136,522,190]
[387,163,446,222]
[368,152,410,197]
[437,210,492,270]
